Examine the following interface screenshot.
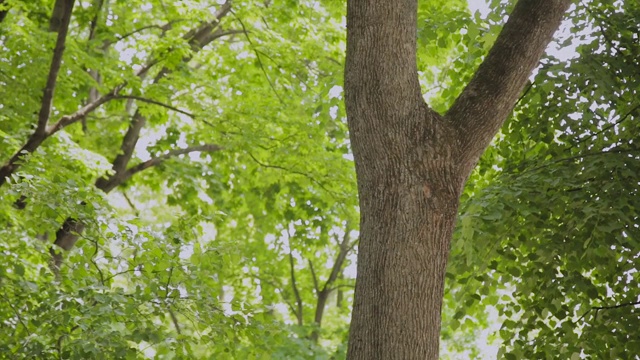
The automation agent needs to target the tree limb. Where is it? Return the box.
[578,300,640,323]
[288,246,304,326]
[232,10,283,104]
[87,0,104,41]
[0,0,76,187]
[47,88,123,134]
[105,21,178,46]
[115,95,195,118]
[322,224,352,294]
[168,308,182,335]
[53,143,221,250]
[121,144,222,189]
[308,258,319,293]
[311,224,354,342]
[49,0,71,32]
[572,103,640,148]
[446,0,572,165]
[111,3,232,178]
[39,0,74,134]
[51,4,234,255]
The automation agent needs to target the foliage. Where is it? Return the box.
[0,0,638,358]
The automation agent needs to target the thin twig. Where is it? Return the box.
[168,308,182,334]
[571,103,640,148]
[231,10,284,104]
[164,266,174,299]
[246,152,337,197]
[105,21,180,45]
[308,259,319,293]
[514,146,640,176]
[125,144,222,178]
[115,95,196,118]
[121,189,140,216]
[287,234,304,326]
[577,300,640,323]
[1,293,31,337]
[322,223,352,294]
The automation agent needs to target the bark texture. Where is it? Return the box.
[344,0,571,359]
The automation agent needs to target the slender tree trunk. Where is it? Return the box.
[344,0,571,359]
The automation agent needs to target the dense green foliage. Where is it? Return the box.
[0,0,637,359]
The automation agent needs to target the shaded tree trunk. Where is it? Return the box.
[344,0,571,359]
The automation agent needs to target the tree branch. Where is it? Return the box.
[105,21,178,46]
[110,4,232,178]
[322,224,352,294]
[50,4,234,255]
[168,308,182,335]
[446,0,572,165]
[115,95,195,118]
[572,103,640,148]
[49,0,71,32]
[308,259,319,294]
[578,300,640,323]
[127,144,221,178]
[288,247,304,326]
[40,0,75,134]
[87,0,104,41]
[514,146,640,176]
[311,224,354,342]
[232,10,283,104]
[101,144,222,193]
[246,152,338,197]
[0,0,77,187]
[47,88,123,134]
[53,143,221,251]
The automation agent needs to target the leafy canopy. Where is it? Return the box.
[0,0,638,358]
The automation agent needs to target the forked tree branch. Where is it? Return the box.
[47,87,124,134]
[87,0,104,41]
[53,143,222,251]
[310,224,354,342]
[113,3,232,176]
[124,144,221,179]
[52,3,234,256]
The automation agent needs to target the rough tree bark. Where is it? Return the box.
[344,0,571,359]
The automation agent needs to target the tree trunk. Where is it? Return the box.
[344,0,571,359]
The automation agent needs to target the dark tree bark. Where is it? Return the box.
[49,0,68,32]
[0,0,9,23]
[344,0,571,359]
